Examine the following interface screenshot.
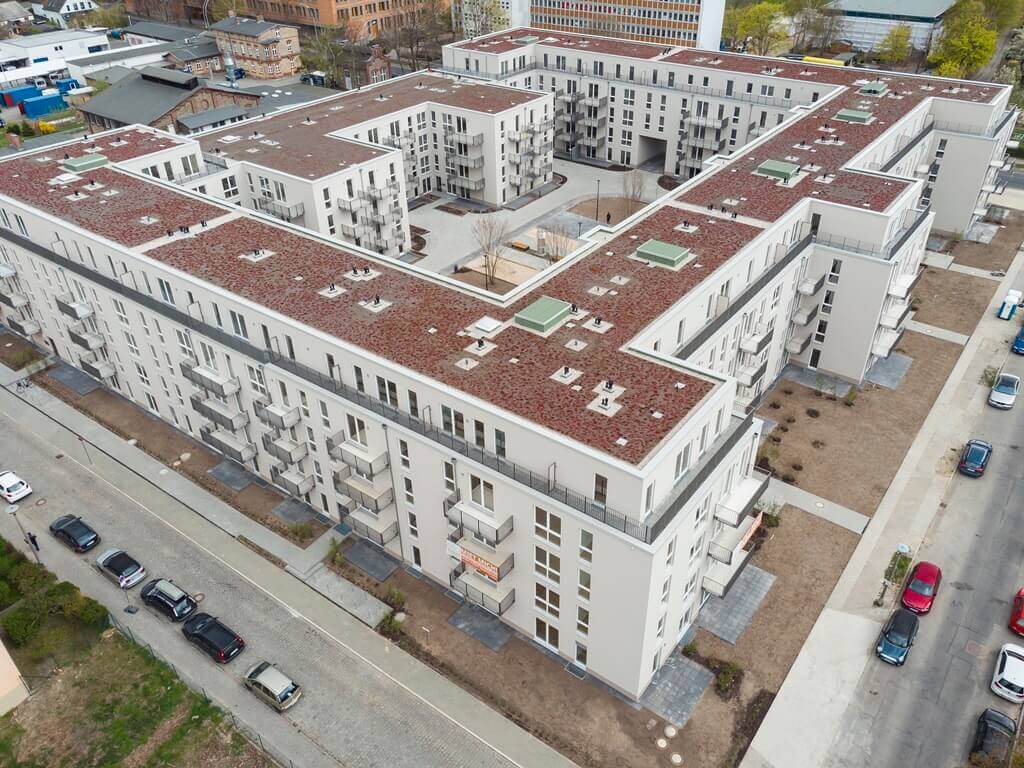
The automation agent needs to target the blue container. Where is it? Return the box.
[3,85,41,107]
[21,93,66,119]
[55,78,80,94]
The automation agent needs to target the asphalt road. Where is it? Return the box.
[827,353,1024,767]
[0,409,518,768]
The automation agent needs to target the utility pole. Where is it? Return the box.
[6,505,39,565]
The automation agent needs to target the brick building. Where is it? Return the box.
[209,13,300,80]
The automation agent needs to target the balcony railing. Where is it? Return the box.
[254,398,300,430]
[80,354,115,380]
[271,464,314,497]
[255,197,305,222]
[6,315,39,336]
[0,264,15,280]
[739,325,772,355]
[68,325,105,351]
[872,327,903,358]
[444,129,484,147]
[179,357,240,398]
[55,292,92,320]
[786,330,812,356]
[453,532,515,581]
[736,358,768,388]
[190,393,249,431]
[709,510,762,565]
[261,432,307,464]
[338,441,389,478]
[888,268,924,299]
[0,285,26,310]
[685,114,729,129]
[337,196,366,213]
[797,272,825,296]
[200,426,256,463]
[716,470,770,527]
[792,302,819,327]
[444,491,515,546]
[335,469,395,513]
[703,548,753,598]
[448,563,515,615]
[880,299,911,330]
[344,505,399,546]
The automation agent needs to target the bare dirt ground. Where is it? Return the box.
[330,540,662,768]
[678,506,859,767]
[570,195,646,225]
[950,210,1024,272]
[32,371,327,547]
[0,332,41,370]
[756,331,961,516]
[911,268,998,336]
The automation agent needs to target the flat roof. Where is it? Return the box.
[454,28,671,59]
[831,0,955,17]
[0,27,103,48]
[124,21,198,42]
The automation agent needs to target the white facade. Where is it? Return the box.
[30,0,97,29]
[0,28,107,86]
[835,14,941,52]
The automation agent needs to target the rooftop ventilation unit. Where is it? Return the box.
[514,35,540,44]
[636,239,691,269]
[514,296,572,334]
[859,81,888,97]
[835,108,872,124]
[61,154,107,174]
[756,159,800,182]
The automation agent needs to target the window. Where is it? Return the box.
[474,419,485,448]
[695,495,710,528]
[443,461,456,492]
[408,511,418,537]
[685,573,697,596]
[470,474,494,510]
[575,642,588,667]
[579,530,593,563]
[354,366,365,392]
[346,414,367,446]
[145,392,159,413]
[376,376,398,406]
[661,576,672,603]
[408,390,419,419]
[535,546,560,583]
[112,299,128,325]
[124,331,139,356]
[535,617,559,648]
[157,278,174,305]
[229,310,248,339]
[135,361,150,386]
[827,258,842,284]
[577,606,590,636]
[814,319,828,344]
[246,365,267,396]
[578,569,591,601]
[399,439,410,468]
[319,400,330,428]
[534,507,561,545]
[299,391,310,418]
[495,428,506,458]
[535,583,560,617]
[593,474,607,505]
[404,477,414,504]
[689,534,704,561]
[645,484,656,514]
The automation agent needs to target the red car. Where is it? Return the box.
[901,561,942,613]
[1010,589,1024,637]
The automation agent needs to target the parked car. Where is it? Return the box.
[970,708,1016,766]
[140,579,198,622]
[243,661,302,711]
[48,515,100,553]
[991,644,1024,703]
[901,561,942,614]
[958,439,993,477]
[95,549,146,589]
[875,608,919,666]
[1009,589,1024,637]
[182,613,245,663]
[1013,326,1024,354]
[989,373,1021,409]
[0,471,31,503]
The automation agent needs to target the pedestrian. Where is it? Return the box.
[605,211,611,224]
[26,532,38,552]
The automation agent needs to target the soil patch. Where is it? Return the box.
[570,195,646,225]
[756,331,961,515]
[911,268,997,336]
[32,372,327,547]
[0,333,42,370]
[450,268,517,294]
[950,210,1024,272]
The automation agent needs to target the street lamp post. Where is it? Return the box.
[6,505,39,564]
[595,179,601,222]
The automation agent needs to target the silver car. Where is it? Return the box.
[95,549,146,589]
[243,661,302,712]
[989,373,1020,409]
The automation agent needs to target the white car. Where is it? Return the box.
[0,471,31,503]
[989,373,1020,409]
[95,549,146,589]
[991,643,1024,703]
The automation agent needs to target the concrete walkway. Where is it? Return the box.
[905,318,971,346]
[762,479,869,535]
[0,366,575,768]
[742,243,1024,768]
[947,262,1006,281]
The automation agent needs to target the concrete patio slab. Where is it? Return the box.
[781,364,852,397]
[448,602,515,652]
[698,565,776,644]
[640,651,714,728]
[301,562,391,628]
[864,352,913,390]
[48,363,100,396]
[207,459,253,492]
[270,497,317,525]
[905,319,970,345]
[344,538,400,582]
[762,479,870,535]
[965,220,998,243]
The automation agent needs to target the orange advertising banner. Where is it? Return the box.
[461,548,499,581]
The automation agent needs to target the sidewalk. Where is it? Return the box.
[0,368,576,768]
[762,479,869,534]
[742,244,1024,768]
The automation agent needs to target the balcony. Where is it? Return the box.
[579,115,607,130]
[579,134,605,148]
[716,470,770,527]
[335,466,394,513]
[792,302,819,327]
[449,563,515,615]
[190,393,249,431]
[255,197,305,222]
[445,130,485,147]
[0,285,28,309]
[458,177,486,192]
[68,325,105,351]
[703,548,753,598]
[556,90,581,105]
[797,272,826,296]
[344,502,399,546]
[339,221,370,240]
[880,299,911,330]
[179,359,240,398]
[80,354,115,380]
[337,196,366,213]
[462,154,486,169]
[261,432,308,464]
[786,330,812,355]
[450,530,515,581]
[254,398,300,429]
[445,495,514,545]
[686,114,729,129]
[271,464,315,497]
[739,324,773,355]
[709,510,763,565]
[888,268,924,299]
[579,95,608,109]
[200,426,256,463]
[336,439,389,477]
[361,181,401,201]
[872,327,903,359]
[736,358,768,388]
[55,293,92,320]
[6,316,39,336]
[0,264,14,279]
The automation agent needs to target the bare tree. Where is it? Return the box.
[622,170,646,215]
[472,215,511,290]
[540,223,576,263]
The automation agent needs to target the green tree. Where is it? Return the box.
[930,0,997,77]
[738,2,788,56]
[208,0,239,24]
[983,0,1023,30]
[722,7,743,49]
[876,23,912,64]
[459,0,508,36]
[71,2,128,28]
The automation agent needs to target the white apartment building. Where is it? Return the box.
[170,72,553,259]
[0,28,108,86]
[0,33,1012,701]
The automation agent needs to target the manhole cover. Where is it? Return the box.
[34,499,45,507]
[180,452,191,461]
[965,640,986,657]
[664,725,678,738]
[656,738,668,750]
[194,592,205,603]
[670,754,683,765]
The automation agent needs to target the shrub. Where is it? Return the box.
[981,366,999,387]
[4,123,19,136]
[715,662,741,694]
[43,581,79,615]
[781,473,796,484]
[812,439,826,449]
[7,349,39,370]
[806,408,820,418]
[0,581,16,609]
[36,121,55,135]
[791,463,803,471]
[70,595,108,628]
[10,561,52,595]
[682,641,698,657]
[2,603,43,647]
[18,123,34,137]
[843,389,857,407]
[289,521,313,540]
[778,425,789,433]
[782,387,793,395]
[379,613,403,639]
[763,512,781,528]
[784,416,796,424]
[768,400,781,409]
[28,624,68,661]
[385,587,406,612]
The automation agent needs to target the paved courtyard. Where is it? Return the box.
[698,565,777,645]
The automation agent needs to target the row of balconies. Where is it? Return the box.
[702,470,770,598]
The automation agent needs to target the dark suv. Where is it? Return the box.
[140,579,197,622]
[182,613,245,663]
[48,515,100,552]
[971,708,1016,766]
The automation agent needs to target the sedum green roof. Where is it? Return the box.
[836,108,873,123]
[62,154,109,173]
[757,159,800,181]
[637,239,690,268]
[514,295,571,333]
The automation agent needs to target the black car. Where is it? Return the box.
[958,439,993,477]
[971,708,1016,766]
[182,613,245,663]
[48,515,100,553]
[875,608,919,666]
[140,579,198,622]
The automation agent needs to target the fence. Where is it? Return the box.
[106,611,308,768]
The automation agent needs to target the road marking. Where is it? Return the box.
[0,408,529,768]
